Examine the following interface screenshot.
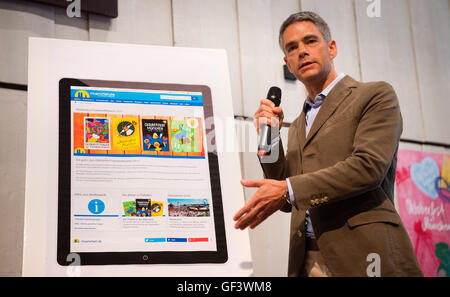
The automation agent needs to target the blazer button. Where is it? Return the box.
[297,230,303,238]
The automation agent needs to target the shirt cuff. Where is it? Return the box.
[286,177,297,208]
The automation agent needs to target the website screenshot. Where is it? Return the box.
[70,86,217,253]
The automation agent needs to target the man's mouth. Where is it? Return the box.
[300,61,314,70]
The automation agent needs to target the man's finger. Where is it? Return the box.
[233,197,258,221]
[260,98,275,108]
[249,207,274,229]
[240,179,264,188]
[273,106,283,115]
[234,204,264,230]
[249,215,265,229]
[259,105,275,115]
[259,112,278,125]
[253,117,260,135]
[233,205,249,222]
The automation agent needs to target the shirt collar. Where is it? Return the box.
[305,73,346,109]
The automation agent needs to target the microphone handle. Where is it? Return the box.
[257,123,272,156]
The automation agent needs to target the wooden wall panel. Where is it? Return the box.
[89,0,173,46]
[0,88,27,276]
[355,0,425,141]
[54,6,88,40]
[172,0,243,115]
[409,0,450,144]
[0,0,55,84]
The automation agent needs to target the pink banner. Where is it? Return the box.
[396,149,450,277]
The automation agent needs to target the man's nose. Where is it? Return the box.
[298,43,308,58]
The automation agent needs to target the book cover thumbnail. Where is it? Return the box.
[122,201,136,217]
[136,199,151,217]
[151,201,164,216]
[111,117,141,151]
[170,118,202,153]
[84,117,110,150]
[142,119,169,152]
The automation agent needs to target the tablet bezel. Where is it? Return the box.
[57,78,228,266]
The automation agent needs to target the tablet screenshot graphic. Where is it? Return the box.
[66,82,223,259]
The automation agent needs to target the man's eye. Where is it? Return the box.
[287,45,297,52]
[308,39,317,44]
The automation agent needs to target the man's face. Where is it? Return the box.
[282,21,337,85]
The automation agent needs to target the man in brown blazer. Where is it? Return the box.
[233,11,423,277]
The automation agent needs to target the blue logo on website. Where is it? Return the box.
[88,199,105,214]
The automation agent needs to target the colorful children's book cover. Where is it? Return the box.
[84,117,110,150]
[111,117,141,151]
[142,119,169,152]
[136,199,151,217]
[170,118,202,153]
[151,201,164,216]
[123,201,136,217]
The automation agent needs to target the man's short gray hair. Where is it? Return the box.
[279,11,332,50]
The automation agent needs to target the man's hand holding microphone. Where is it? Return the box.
[234,87,289,230]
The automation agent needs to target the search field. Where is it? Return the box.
[160,95,192,101]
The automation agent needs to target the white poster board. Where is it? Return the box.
[23,37,252,276]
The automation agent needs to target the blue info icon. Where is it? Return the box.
[88,199,105,214]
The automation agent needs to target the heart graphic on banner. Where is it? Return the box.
[410,156,440,199]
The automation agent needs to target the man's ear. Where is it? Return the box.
[328,40,337,60]
[283,57,293,73]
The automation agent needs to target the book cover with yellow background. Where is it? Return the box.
[111,117,141,151]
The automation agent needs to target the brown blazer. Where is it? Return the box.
[261,75,423,277]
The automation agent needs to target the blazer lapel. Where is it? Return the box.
[302,75,356,151]
[297,111,307,150]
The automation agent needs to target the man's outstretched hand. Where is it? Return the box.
[234,179,287,230]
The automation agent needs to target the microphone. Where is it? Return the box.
[257,86,282,156]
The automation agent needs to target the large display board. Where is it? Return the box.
[23,38,251,276]
[58,79,227,265]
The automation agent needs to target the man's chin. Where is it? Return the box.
[296,71,320,83]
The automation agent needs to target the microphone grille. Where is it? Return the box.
[267,86,282,107]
